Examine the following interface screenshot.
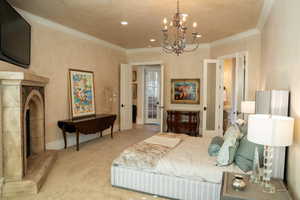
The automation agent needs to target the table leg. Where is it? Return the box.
[63,130,67,149]
[100,131,102,137]
[111,125,114,139]
[76,131,80,151]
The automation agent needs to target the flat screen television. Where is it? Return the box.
[0,0,31,68]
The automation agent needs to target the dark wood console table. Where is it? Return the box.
[57,114,116,151]
[166,110,200,136]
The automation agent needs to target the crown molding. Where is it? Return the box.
[210,29,260,47]
[15,8,126,52]
[126,43,211,54]
[257,0,275,30]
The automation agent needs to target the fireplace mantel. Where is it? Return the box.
[0,71,56,197]
[0,71,49,86]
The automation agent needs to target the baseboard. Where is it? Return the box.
[46,125,119,150]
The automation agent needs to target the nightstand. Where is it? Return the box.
[221,172,292,200]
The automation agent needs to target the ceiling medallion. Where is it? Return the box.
[161,0,202,56]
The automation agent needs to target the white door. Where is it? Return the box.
[159,65,165,132]
[144,68,161,124]
[231,54,246,123]
[120,64,133,131]
[202,59,220,135]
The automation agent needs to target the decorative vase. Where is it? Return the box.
[232,175,247,191]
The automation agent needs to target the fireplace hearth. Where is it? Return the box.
[0,71,57,197]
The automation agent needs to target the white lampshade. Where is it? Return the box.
[247,114,294,147]
[241,101,256,114]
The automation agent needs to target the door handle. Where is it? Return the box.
[203,106,207,111]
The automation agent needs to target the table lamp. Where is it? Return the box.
[236,101,256,125]
[247,114,294,193]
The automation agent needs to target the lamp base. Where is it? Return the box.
[263,181,276,193]
[262,145,275,194]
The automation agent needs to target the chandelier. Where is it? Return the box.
[161,0,202,56]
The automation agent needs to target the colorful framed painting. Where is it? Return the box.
[171,79,200,104]
[69,69,96,118]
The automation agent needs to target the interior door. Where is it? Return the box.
[159,65,165,132]
[231,54,246,123]
[202,59,219,135]
[144,68,161,124]
[120,64,133,131]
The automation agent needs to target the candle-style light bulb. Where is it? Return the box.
[164,25,168,30]
[170,21,173,26]
[193,22,197,28]
[182,16,187,22]
[163,18,168,25]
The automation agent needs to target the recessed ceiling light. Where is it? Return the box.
[120,21,128,26]
[149,38,156,42]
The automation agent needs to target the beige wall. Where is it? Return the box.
[0,16,127,146]
[260,0,300,198]
[211,34,261,100]
[127,47,210,111]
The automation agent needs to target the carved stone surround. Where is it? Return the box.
[0,71,57,197]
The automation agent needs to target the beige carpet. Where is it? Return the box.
[6,125,166,200]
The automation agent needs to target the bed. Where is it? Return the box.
[111,133,285,200]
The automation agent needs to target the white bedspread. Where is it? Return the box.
[155,135,244,184]
[144,136,181,148]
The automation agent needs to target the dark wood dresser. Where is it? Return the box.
[57,114,116,151]
[166,110,201,136]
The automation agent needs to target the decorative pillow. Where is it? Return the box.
[208,136,224,157]
[224,124,243,141]
[234,135,264,172]
[217,125,241,166]
[234,119,248,136]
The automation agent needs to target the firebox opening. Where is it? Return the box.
[25,109,31,158]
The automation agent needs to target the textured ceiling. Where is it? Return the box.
[8,0,264,49]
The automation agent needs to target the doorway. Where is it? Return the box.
[120,63,164,132]
[202,52,247,136]
[219,53,247,134]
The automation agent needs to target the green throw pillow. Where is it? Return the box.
[234,135,264,172]
[208,136,224,157]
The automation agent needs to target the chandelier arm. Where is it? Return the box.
[183,42,200,52]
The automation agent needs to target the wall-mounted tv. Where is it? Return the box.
[0,0,31,68]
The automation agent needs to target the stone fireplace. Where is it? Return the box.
[0,71,57,197]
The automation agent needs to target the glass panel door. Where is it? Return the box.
[144,68,161,124]
[202,59,219,135]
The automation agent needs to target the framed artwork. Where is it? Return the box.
[132,71,137,82]
[171,79,200,104]
[132,83,137,99]
[69,69,96,118]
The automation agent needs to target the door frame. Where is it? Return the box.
[217,51,249,133]
[127,61,165,132]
